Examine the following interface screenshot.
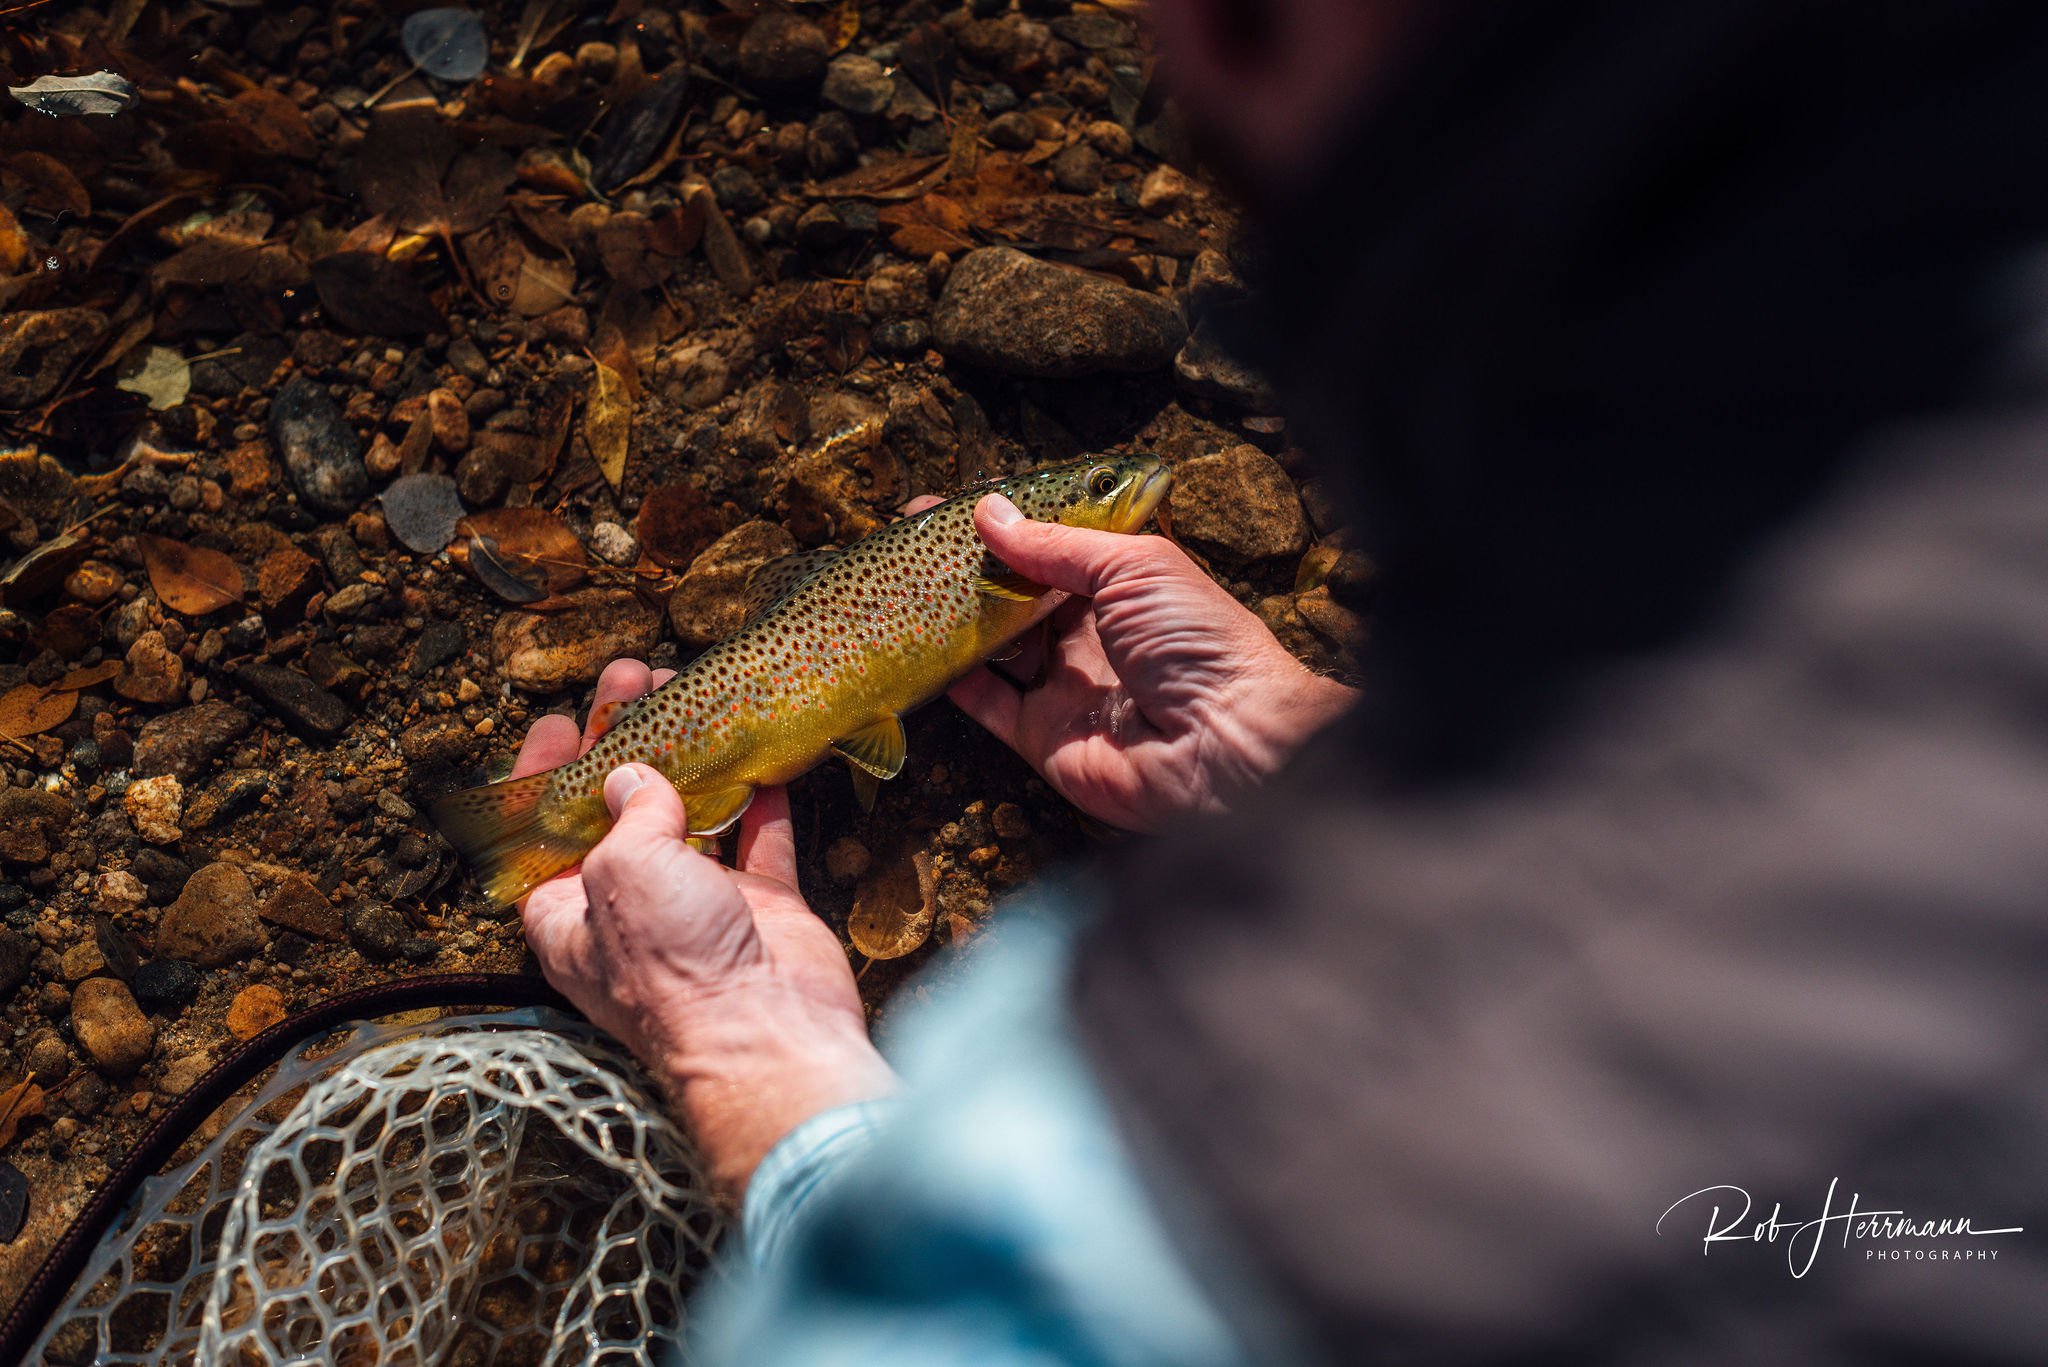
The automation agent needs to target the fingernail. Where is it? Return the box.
[982,494,1022,527]
[603,765,647,817]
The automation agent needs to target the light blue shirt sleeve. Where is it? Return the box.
[686,905,1256,1367]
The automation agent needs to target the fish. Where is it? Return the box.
[432,454,1172,906]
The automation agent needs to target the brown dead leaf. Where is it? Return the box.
[636,483,729,569]
[0,203,29,275]
[0,684,75,741]
[586,362,631,490]
[56,660,123,691]
[849,850,938,960]
[878,194,974,258]
[825,0,860,52]
[0,1079,44,1150]
[808,154,950,202]
[138,534,246,615]
[456,508,589,595]
[1,152,91,219]
[230,88,319,161]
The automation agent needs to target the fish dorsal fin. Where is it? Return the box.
[741,548,839,623]
[683,783,755,837]
[845,762,881,812]
[832,714,907,780]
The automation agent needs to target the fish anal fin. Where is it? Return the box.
[846,762,880,812]
[832,714,907,780]
[683,783,755,837]
[741,548,839,624]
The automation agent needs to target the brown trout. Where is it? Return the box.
[433,455,1171,906]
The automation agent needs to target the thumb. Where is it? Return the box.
[974,494,1151,599]
[602,763,688,840]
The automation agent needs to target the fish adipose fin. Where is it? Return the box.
[846,762,881,812]
[741,548,839,623]
[683,783,755,836]
[431,772,591,909]
[832,714,907,780]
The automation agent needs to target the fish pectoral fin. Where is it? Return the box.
[741,548,840,624]
[683,784,755,837]
[972,571,1047,602]
[846,762,881,812]
[832,714,907,780]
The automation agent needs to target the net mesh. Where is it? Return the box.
[27,1008,727,1366]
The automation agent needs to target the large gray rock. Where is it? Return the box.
[932,247,1185,379]
[270,374,368,516]
[667,521,798,647]
[155,862,266,967]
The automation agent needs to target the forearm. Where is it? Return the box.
[647,983,900,1196]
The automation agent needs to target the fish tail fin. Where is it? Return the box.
[431,772,592,908]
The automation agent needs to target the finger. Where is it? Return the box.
[974,495,1182,599]
[900,494,944,515]
[652,667,677,687]
[736,785,798,889]
[520,878,587,969]
[949,667,1023,751]
[581,764,697,903]
[582,658,654,753]
[513,713,581,779]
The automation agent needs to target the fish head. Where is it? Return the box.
[1000,454,1171,535]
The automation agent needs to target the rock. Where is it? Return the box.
[257,543,321,613]
[132,959,200,1015]
[226,984,287,1040]
[63,560,123,606]
[408,621,466,674]
[183,768,274,830]
[825,836,871,883]
[133,702,252,780]
[821,54,895,114]
[25,1032,70,1084]
[992,802,1031,840]
[0,1162,25,1243]
[344,903,409,960]
[589,521,638,567]
[130,849,191,903]
[114,630,186,705]
[0,927,33,995]
[96,870,147,916]
[1294,586,1367,661]
[667,521,798,647]
[932,247,1185,379]
[691,185,755,295]
[261,874,344,942]
[156,862,266,967]
[70,978,155,1077]
[493,588,663,694]
[160,1051,211,1097]
[233,662,352,738]
[710,166,766,215]
[737,12,830,96]
[126,774,189,848]
[1167,446,1310,562]
[427,388,469,453]
[985,110,1038,150]
[0,308,105,407]
[0,788,71,864]
[399,714,481,775]
[1174,323,1277,409]
[59,942,105,981]
[804,112,859,177]
[270,374,368,516]
[1084,119,1132,158]
[1138,164,1196,215]
[873,318,929,355]
[1050,142,1104,194]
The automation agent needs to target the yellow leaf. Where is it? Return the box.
[0,684,74,741]
[586,361,631,491]
[825,0,860,53]
[848,850,937,960]
[138,533,245,615]
[56,660,123,691]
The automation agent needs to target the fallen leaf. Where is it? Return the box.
[457,507,589,596]
[56,661,123,690]
[462,533,547,603]
[8,72,136,118]
[849,850,937,960]
[808,154,950,202]
[115,346,192,410]
[586,361,631,490]
[0,1080,43,1150]
[0,152,91,218]
[310,252,446,336]
[825,0,860,53]
[636,483,728,569]
[0,203,27,274]
[0,684,75,740]
[402,7,490,81]
[138,533,246,615]
[878,194,974,258]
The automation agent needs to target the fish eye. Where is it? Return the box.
[1087,466,1118,497]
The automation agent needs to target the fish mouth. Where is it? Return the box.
[1116,460,1172,532]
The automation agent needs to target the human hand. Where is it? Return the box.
[515,659,897,1193]
[933,493,1357,830]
